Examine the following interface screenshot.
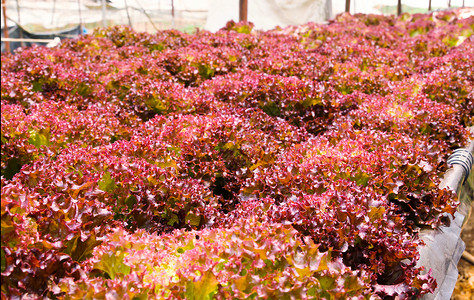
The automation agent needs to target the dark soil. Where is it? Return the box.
[452,201,474,299]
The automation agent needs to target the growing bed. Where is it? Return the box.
[1,9,473,299]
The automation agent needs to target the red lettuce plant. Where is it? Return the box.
[1,9,472,299]
[57,220,374,299]
[1,100,136,178]
[130,107,308,209]
[221,182,436,297]
[206,70,355,134]
[241,129,458,227]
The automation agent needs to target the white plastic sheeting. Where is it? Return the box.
[205,0,332,31]
[1,0,209,31]
[204,0,473,32]
[418,211,466,300]
[418,133,474,299]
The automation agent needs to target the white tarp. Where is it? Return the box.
[204,0,473,32]
[3,0,471,32]
[205,0,332,32]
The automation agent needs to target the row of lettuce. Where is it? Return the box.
[1,9,473,299]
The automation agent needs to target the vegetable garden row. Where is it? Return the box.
[1,9,473,299]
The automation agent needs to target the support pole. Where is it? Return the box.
[15,0,23,47]
[2,0,10,53]
[428,0,431,11]
[51,0,56,26]
[462,251,474,265]
[345,0,350,13]
[102,0,106,27]
[239,0,248,22]
[397,0,402,16]
[77,0,82,27]
[171,0,175,28]
[136,0,158,31]
[124,0,132,27]
[15,0,19,23]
